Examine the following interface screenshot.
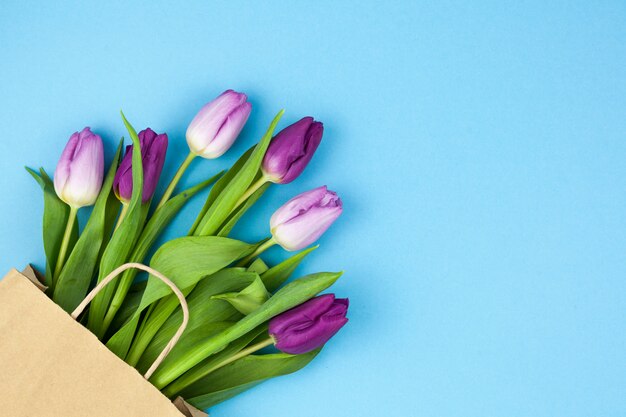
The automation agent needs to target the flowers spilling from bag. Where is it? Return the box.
[26,90,349,410]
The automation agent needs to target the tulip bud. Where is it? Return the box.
[269,294,349,354]
[270,186,342,251]
[113,128,168,203]
[186,89,252,159]
[53,127,104,208]
[261,117,323,184]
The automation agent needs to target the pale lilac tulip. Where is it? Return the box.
[54,127,104,208]
[262,117,323,184]
[269,294,349,354]
[186,90,252,159]
[270,186,342,251]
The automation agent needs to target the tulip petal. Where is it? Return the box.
[262,117,314,183]
[199,102,251,158]
[281,121,323,184]
[270,187,343,251]
[272,204,342,251]
[269,186,328,229]
[269,294,349,355]
[54,127,104,208]
[268,294,336,335]
[186,90,250,158]
[114,129,168,203]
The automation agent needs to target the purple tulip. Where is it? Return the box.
[186,90,252,159]
[261,117,323,184]
[269,294,349,355]
[113,128,168,203]
[54,127,104,208]
[270,186,342,251]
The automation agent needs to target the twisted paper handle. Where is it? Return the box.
[71,262,189,380]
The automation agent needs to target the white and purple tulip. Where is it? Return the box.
[186,89,252,159]
[53,127,104,208]
[270,186,342,251]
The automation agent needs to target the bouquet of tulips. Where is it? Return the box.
[25,90,349,411]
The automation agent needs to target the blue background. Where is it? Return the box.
[1,1,625,416]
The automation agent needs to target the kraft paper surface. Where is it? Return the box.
[0,269,208,417]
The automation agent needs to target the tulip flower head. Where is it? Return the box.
[54,127,104,208]
[269,294,349,354]
[270,186,342,251]
[186,89,252,159]
[262,117,323,184]
[114,128,168,203]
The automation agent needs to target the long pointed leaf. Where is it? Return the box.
[88,113,145,338]
[26,167,78,290]
[261,245,318,292]
[185,349,321,409]
[216,180,269,237]
[190,147,254,235]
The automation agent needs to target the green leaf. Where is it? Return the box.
[87,113,147,338]
[163,325,268,398]
[135,268,257,373]
[101,172,222,335]
[196,110,284,236]
[261,245,318,292]
[150,271,342,389]
[185,349,321,409]
[52,140,123,312]
[105,237,255,359]
[247,258,269,275]
[26,167,79,290]
[211,276,270,315]
[216,180,269,237]
[107,280,146,337]
[144,237,256,308]
[189,146,254,236]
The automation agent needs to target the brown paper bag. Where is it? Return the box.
[0,265,208,417]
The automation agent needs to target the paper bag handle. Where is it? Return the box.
[71,262,189,380]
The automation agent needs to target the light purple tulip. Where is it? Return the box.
[269,294,349,354]
[261,117,323,184]
[270,186,342,251]
[53,127,104,208]
[186,89,252,159]
[113,128,168,203]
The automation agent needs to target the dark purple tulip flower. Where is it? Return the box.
[261,117,323,184]
[114,128,168,203]
[269,294,349,354]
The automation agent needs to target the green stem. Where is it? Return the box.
[163,337,274,397]
[113,203,129,233]
[233,176,268,213]
[155,152,196,210]
[53,206,78,281]
[237,237,276,267]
